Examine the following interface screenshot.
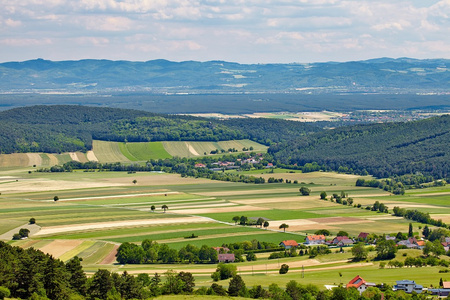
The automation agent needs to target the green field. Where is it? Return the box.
[1,165,449,291]
[119,141,172,160]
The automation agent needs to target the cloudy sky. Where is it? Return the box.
[1,0,449,63]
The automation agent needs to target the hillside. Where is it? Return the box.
[1,58,449,94]
[270,115,450,179]
[1,105,448,180]
[0,105,319,153]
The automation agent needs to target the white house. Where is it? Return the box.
[304,235,326,245]
[346,275,376,294]
[394,280,423,294]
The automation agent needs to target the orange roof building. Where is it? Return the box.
[305,234,326,244]
[279,240,299,249]
[346,275,376,294]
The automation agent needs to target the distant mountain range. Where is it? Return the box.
[0,58,449,94]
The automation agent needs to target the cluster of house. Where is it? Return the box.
[282,233,362,247]
[279,235,356,249]
[194,154,273,171]
[341,275,450,296]
[294,233,450,251]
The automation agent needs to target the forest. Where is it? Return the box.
[0,105,448,181]
[0,105,318,153]
[269,115,449,180]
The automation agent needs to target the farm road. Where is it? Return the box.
[0,223,40,240]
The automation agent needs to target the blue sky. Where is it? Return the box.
[1,0,449,63]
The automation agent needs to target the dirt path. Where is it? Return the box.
[0,223,41,240]
[49,191,180,202]
[33,216,212,236]
[125,260,373,275]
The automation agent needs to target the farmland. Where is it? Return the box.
[1,163,449,291]
[0,139,268,168]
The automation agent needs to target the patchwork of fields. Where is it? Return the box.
[1,165,449,288]
[0,139,268,167]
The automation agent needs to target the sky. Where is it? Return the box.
[0,0,449,64]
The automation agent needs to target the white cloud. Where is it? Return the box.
[1,38,52,46]
[4,18,22,27]
[0,0,448,63]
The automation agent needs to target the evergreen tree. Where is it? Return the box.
[408,223,413,237]
[228,275,247,297]
[66,256,87,296]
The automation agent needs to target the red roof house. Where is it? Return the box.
[218,253,235,263]
[346,275,376,294]
[279,240,299,249]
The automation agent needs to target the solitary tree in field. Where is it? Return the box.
[232,216,240,225]
[320,191,327,200]
[299,187,310,196]
[351,242,368,261]
[53,196,59,202]
[29,218,36,224]
[279,223,289,232]
[162,204,168,213]
[150,205,155,213]
[263,221,269,230]
[132,179,137,185]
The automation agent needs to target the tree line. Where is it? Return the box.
[38,155,268,184]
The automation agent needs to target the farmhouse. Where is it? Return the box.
[393,280,423,294]
[430,282,450,296]
[397,237,424,249]
[218,253,235,263]
[346,275,376,294]
[357,232,369,241]
[304,234,326,245]
[279,240,299,249]
[429,288,450,297]
[330,236,354,246]
[194,163,206,168]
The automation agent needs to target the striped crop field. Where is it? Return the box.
[0,152,88,168]
[162,139,267,157]
[92,140,130,162]
[0,139,267,168]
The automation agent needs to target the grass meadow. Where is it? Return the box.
[1,164,449,291]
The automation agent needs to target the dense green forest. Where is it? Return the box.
[0,105,319,153]
[269,115,449,179]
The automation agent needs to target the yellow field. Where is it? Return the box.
[0,152,88,168]
[162,139,267,157]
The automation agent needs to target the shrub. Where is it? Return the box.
[268,252,285,259]
[0,286,10,300]
[279,264,289,274]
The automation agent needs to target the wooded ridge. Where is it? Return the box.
[0,105,448,180]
